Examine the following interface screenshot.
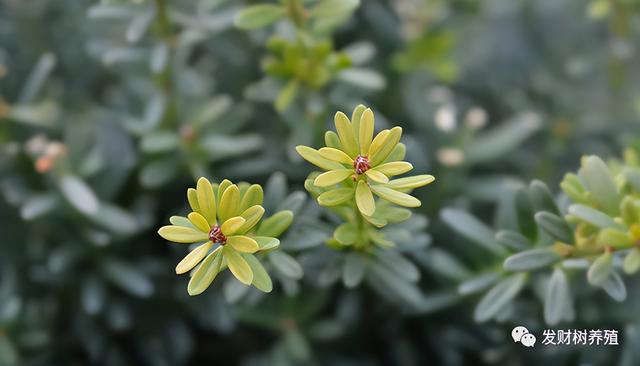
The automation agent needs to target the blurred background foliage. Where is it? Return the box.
[2,0,640,365]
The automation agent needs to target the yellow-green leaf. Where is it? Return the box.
[196,177,216,226]
[187,188,200,213]
[367,129,389,157]
[351,104,367,145]
[319,147,353,165]
[374,162,413,176]
[234,4,287,30]
[317,188,353,206]
[385,175,435,190]
[239,184,263,212]
[176,241,213,274]
[239,205,265,233]
[295,146,344,170]
[257,210,293,237]
[314,169,353,187]
[324,131,342,149]
[227,235,259,253]
[158,225,209,243]
[187,212,211,233]
[365,169,389,184]
[224,246,253,285]
[334,111,358,157]
[383,143,406,163]
[187,247,222,296]
[370,185,421,207]
[221,216,246,236]
[370,127,402,166]
[219,184,240,222]
[358,108,374,155]
[254,236,280,250]
[356,180,375,216]
[244,254,273,292]
[170,216,195,228]
[216,179,232,205]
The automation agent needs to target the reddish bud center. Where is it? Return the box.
[353,155,371,175]
[208,225,227,244]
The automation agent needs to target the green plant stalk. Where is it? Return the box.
[152,0,177,127]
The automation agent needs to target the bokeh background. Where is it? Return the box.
[2,0,640,365]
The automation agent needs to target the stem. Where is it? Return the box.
[152,0,177,127]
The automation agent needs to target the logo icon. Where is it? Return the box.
[512,326,536,347]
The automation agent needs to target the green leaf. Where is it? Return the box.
[535,211,574,243]
[466,112,541,163]
[544,268,572,326]
[579,155,619,215]
[269,252,303,279]
[623,248,640,274]
[334,222,358,245]
[440,208,506,256]
[503,248,561,271]
[244,254,273,292]
[568,204,623,229]
[188,248,222,295]
[59,175,100,215]
[275,79,299,112]
[176,242,213,274]
[257,210,294,237]
[474,273,527,322]
[370,185,420,207]
[529,180,559,214]
[601,271,627,302]
[587,252,612,286]
[496,230,531,251]
[21,193,58,220]
[140,131,179,153]
[342,252,366,288]
[102,260,154,298]
[254,236,280,251]
[458,272,500,295]
[597,228,633,249]
[317,188,353,206]
[234,4,286,30]
[375,250,420,282]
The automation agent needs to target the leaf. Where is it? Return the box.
[196,177,217,226]
[545,268,571,326]
[364,169,389,184]
[376,250,420,282]
[370,185,420,207]
[568,204,623,229]
[244,254,273,292]
[188,248,222,295]
[139,158,178,188]
[275,79,299,112]
[334,222,358,245]
[623,248,640,274]
[529,180,559,214]
[440,208,506,256]
[535,211,574,243]
[224,247,253,285]
[370,127,402,166]
[474,273,527,322]
[254,236,280,251]
[227,235,259,253]
[169,216,194,228]
[385,175,435,190]
[601,271,627,302]
[187,212,210,233]
[158,225,208,243]
[59,175,100,215]
[334,111,358,157]
[220,216,246,236]
[466,112,541,163]
[234,4,286,29]
[358,108,374,154]
[458,272,500,295]
[319,147,353,165]
[240,184,263,212]
[356,180,375,216]
[343,252,366,288]
[257,210,293,237]
[314,169,353,187]
[296,146,344,170]
[597,228,633,249]
[102,260,154,298]
[317,188,353,206]
[503,248,561,271]
[374,162,413,176]
[496,230,531,251]
[587,252,612,286]
[579,155,619,215]
[176,242,213,274]
[218,184,240,222]
[21,193,58,220]
[269,252,303,279]
[140,131,179,153]
[239,205,265,232]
